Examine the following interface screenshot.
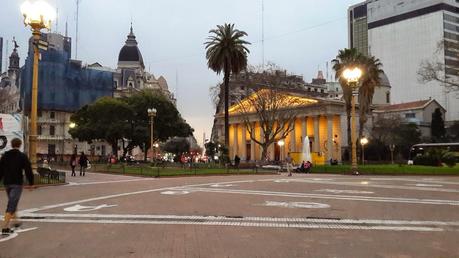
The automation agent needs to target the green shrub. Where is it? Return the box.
[413,149,456,167]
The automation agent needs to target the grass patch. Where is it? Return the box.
[311,164,459,175]
[92,164,265,177]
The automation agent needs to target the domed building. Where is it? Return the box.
[113,25,176,104]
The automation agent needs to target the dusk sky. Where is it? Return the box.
[1,0,360,146]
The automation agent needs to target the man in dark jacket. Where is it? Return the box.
[0,138,34,235]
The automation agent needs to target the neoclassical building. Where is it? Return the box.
[214,90,348,164]
[112,25,175,104]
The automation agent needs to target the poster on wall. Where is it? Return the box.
[0,114,24,156]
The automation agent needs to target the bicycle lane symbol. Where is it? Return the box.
[0,227,38,242]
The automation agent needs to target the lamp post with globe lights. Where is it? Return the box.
[342,67,363,175]
[360,137,369,166]
[277,139,285,162]
[20,0,55,170]
[147,108,157,162]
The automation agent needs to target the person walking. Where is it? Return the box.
[70,153,77,177]
[79,152,88,176]
[0,138,34,235]
[285,153,294,177]
[234,155,241,170]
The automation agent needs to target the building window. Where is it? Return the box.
[38,110,42,117]
[386,92,390,104]
[405,113,416,119]
[38,125,42,135]
[114,80,118,88]
[49,125,55,136]
[50,112,55,119]
[48,144,56,155]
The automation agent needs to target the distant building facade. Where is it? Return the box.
[113,26,175,103]
[348,0,459,121]
[20,33,114,161]
[373,99,447,138]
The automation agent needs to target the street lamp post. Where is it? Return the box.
[342,67,363,175]
[21,0,55,171]
[389,144,395,164]
[277,139,285,162]
[360,137,368,166]
[147,108,157,162]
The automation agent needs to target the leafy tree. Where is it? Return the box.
[163,137,190,158]
[204,141,218,160]
[123,90,193,160]
[431,108,446,142]
[447,121,459,141]
[418,40,459,92]
[205,23,250,146]
[69,97,133,155]
[70,91,193,159]
[395,123,422,160]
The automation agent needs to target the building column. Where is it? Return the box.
[301,116,307,141]
[259,125,264,160]
[327,116,334,162]
[313,116,320,152]
[290,118,297,152]
[241,123,247,161]
[251,123,256,161]
[233,124,239,159]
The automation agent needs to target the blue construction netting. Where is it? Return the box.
[20,33,113,113]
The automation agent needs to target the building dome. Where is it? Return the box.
[379,72,391,88]
[117,25,144,69]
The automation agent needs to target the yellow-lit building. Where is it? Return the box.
[214,90,348,165]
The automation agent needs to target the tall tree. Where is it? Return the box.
[235,88,306,161]
[69,97,133,155]
[205,23,250,147]
[123,90,194,160]
[358,55,383,138]
[332,48,363,148]
[332,49,384,144]
[431,108,446,142]
[418,40,459,92]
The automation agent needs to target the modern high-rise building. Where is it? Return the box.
[0,37,3,73]
[348,0,459,121]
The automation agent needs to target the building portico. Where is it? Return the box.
[215,92,347,165]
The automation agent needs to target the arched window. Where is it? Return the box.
[386,92,390,104]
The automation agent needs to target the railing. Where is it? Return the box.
[36,167,66,185]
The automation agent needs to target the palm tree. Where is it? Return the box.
[332,48,362,148]
[332,49,384,150]
[205,23,250,147]
[358,56,383,139]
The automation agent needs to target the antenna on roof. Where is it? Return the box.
[55,8,59,33]
[176,69,179,108]
[75,0,81,59]
[65,18,68,37]
[261,0,265,69]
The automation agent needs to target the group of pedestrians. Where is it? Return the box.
[69,152,89,177]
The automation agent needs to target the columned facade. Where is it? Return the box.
[215,93,347,165]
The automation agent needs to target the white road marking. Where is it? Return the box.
[65,178,156,186]
[315,189,374,194]
[210,184,235,188]
[160,191,190,195]
[19,179,261,214]
[262,201,330,209]
[0,227,38,242]
[411,184,444,187]
[16,214,455,232]
[64,204,118,212]
[262,178,459,193]
[180,187,459,206]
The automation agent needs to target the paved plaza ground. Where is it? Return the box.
[1,171,459,258]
